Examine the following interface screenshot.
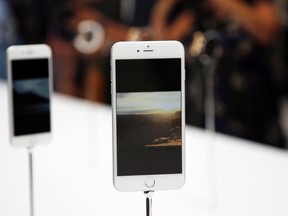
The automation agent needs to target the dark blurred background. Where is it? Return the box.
[0,0,287,148]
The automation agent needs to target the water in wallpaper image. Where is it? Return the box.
[13,78,50,136]
[117,91,182,176]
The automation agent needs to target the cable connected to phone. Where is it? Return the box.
[27,146,34,216]
[144,190,154,216]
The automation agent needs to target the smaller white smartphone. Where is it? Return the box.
[111,41,185,191]
[7,44,52,147]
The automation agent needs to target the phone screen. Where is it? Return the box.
[116,58,182,176]
[11,58,51,136]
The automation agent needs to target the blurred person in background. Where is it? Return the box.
[208,0,286,148]
[9,0,49,44]
[0,0,19,79]
[184,0,286,147]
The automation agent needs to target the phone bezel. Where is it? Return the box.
[111,41,185,191]
[7,44,52,147]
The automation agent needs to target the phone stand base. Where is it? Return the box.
[144,190,154,216]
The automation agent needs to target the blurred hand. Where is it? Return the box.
[206,0,280,45]
[150,0,194,40]
[207,0,237,20]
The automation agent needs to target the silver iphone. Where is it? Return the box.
[111,41,185,191]
[7,44,52,147]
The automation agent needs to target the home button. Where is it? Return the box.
[145,179,155,188]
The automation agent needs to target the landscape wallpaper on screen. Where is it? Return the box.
[117,91,182,176]
[13,78,50,136]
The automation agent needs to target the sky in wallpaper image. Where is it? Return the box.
[13,78,49,100]
[117,91,180,115]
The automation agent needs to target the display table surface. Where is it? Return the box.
[1,81,288,216]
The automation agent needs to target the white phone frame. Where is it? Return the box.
[7,44,52,147]
[111,41,185,191]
